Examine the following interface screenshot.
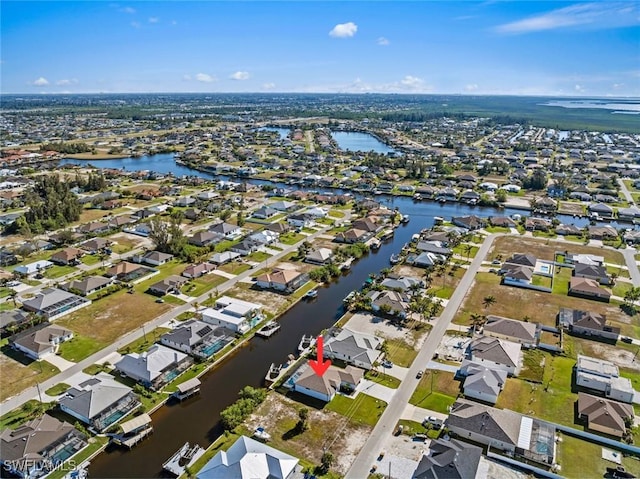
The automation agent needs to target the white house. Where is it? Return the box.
[11,324,73,360]
[201,296,262,334]
[197,435,299,479]
[14,260,53,276]
[575,355,635,403]
[115,344,191,390]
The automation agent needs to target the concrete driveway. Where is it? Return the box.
[356,379,396,403]
[46,353,76,372]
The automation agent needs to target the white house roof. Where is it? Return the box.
[15,260,53,275]
[197,435,298,479]
[59,373,133,420]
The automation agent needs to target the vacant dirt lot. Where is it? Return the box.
[245,393,371,474]
[344,313,428,348]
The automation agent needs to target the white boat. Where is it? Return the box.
[162,442,205,476]
[390,254,401,264]
[253,426,271,442]
[256,321,280,338]
[304,289,318,299]
[298,334,316,352]
[401,214,410,224]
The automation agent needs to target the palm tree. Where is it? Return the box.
[463,244,473,261]
[470,313,486,334]
[482,295,496,309]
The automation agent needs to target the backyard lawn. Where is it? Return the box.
[557,434,640,479]
[57,334,107,362]
[495,355,576,427]
[118,327,171,354]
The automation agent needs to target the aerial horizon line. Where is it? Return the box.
[1,91,639,100]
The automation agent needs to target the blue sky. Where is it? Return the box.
[1,1,639,96]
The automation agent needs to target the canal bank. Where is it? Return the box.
[60,154,599,477]
[88,221,420,478]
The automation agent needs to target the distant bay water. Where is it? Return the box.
[543,99,640,115]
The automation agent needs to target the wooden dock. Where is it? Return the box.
[171,378,201,401]
[111,413,153,449]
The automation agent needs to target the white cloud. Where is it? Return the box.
[148,17,159,23]
[32,77,49,86]
[56,78,78,86]
[400,75,424,87]
[574,84,586,93]
[230,71,250,81]
[495,2,640,34]
[465,84,479,92]
[376,37,389,46]
[120,6,136,14]
[195,73,215,83]
[131,21,141,28]
[262,83,276,90]
[329,22,358,38]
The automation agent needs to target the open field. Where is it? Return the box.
[454,272,628,329]
[56,289,172,360]
[181,273,228,297]
[490,236,625,265]
[0,351,60,401]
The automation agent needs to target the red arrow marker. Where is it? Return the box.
[309,335,331,377]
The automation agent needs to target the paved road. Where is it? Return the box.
[622,247,640,287]
[0,223,338,414]
[618,178,635,205]
[345,234,499,478]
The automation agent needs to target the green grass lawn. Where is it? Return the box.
[557,434,640,479]
[552,266,572,295]
[613,281,634,298]
[496,355,575,426]
[484,226,511,234]
[531,275,553,289]
[44,383,70,396]
[80,255,101,266]
[364,370,401,389]
[384,338,418,367]
[57,334,107,362]
[133,260,185,293]
[0,400,55,430]
[118,327,171,354]
[44,265,77,279]
[181,273,228,297]
[519,349,546,383]
[279,232,306,245]
[324,393,387,427]
[453,244,479,259]
[218,262,251,275]
[82,363,111,375]
[163,295,186,305]
[409,370,459,413]
[247,251,272,262]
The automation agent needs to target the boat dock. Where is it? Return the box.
[171,378,201,402]
[256,320,281,338]
[339,257,354,270]
[298,334,316,352]
[110,413,153,449]
[162,442,206,476]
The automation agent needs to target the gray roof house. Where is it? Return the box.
[59,373,140,432]
[558,308,620,341]
[196,435,299,479]
[21,288,90,320]
[115,344,192,390]
[10,324,73,360]
[366,290,410,318]
[573,262,611,285]
[467,336,521,376]
[459,363,507,404]
[62,275,113,296]
[0,414,88,479]
[482,315,538,348]
[0,309,29,335]
[411,439,482,479]
[293,364,363,402]
[380,276,424,292]
[323,328,382,370]
[446,399,556,465]
[160,320,232,359]
[304,248,333,265]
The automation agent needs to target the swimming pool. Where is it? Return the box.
[538,263,551,274]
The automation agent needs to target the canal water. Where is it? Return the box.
[330,131,397,154]
[64,153,597,477]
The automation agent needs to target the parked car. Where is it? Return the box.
[416,370,423,379]
[382,359,393,368]
[423,416,443,429]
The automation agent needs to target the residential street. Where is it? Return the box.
[345,233,499,479]
[0,222,340,414]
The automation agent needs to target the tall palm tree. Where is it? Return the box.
[469,313,486,334]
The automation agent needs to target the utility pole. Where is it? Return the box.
[36,382,43,403]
